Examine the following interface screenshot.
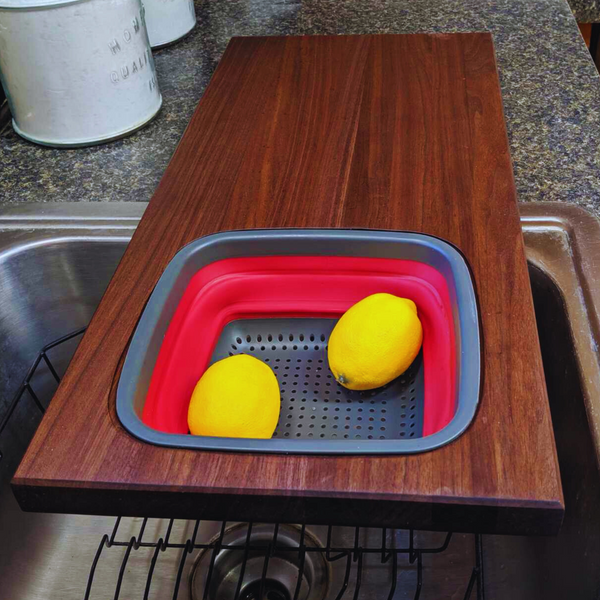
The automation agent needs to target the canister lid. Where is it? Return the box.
[0,0,89,8]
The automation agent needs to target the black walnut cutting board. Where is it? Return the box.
[13,34,564,535]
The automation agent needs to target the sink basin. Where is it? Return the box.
[0,202,599,599]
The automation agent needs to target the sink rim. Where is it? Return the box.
[521,202,600,475]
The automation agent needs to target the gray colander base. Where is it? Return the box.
[210,318,425,441]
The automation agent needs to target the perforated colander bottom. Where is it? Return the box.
[210,318,424,441]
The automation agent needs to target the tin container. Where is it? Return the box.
[0,0,162,147]
[144,0,196,48]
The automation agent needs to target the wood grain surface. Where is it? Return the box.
[13,34,564,535]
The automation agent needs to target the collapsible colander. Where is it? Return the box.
[117,230,480,454]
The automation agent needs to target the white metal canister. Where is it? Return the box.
[143,0,196,48]
[0,0,162,147]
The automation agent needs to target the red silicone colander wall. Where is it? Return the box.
[143,256,456,438]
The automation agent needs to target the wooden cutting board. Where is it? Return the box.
[13,34,564,535]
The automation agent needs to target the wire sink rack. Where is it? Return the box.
[0,328,484,600]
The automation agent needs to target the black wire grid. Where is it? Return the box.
[0,327,86,455]
[85,518,484,600]
[1,329,485,600]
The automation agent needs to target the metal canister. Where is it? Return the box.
[144,0,196,48]
[0,0,162,147]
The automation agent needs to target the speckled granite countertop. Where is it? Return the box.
[2,0,600,216]
[569,0,600,22]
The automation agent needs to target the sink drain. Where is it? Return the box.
[190,524,329,600]
[240,579,290,600]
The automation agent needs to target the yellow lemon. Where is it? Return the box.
[188,354,280,438]
[328,293,423,391]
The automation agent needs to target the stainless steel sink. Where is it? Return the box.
[0,202,599,599]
